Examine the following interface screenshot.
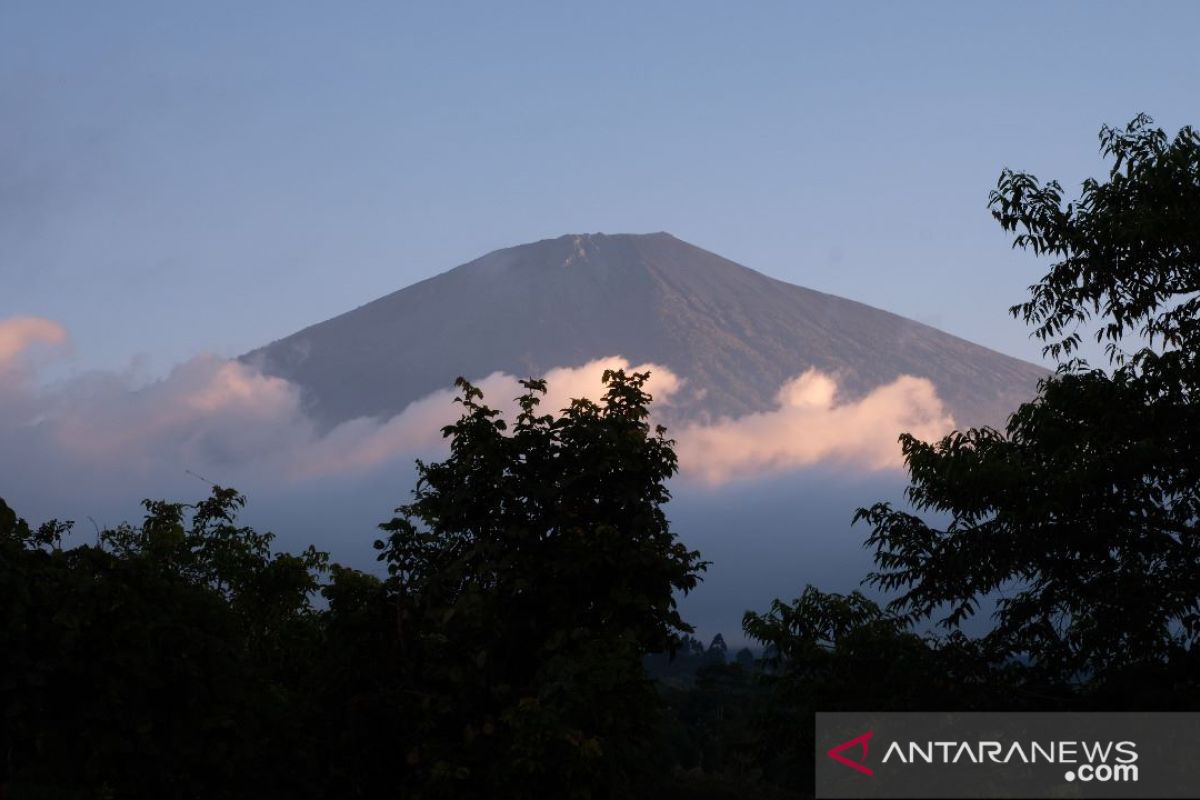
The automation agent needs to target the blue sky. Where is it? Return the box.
[3,0,1199,376]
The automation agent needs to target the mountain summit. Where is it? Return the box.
[244,232,1044,429]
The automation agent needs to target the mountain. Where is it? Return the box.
[243,232,1046,430]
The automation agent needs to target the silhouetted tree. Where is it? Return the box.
[734,647,754,669]
[707,633,728,661]
[855,115,1200,699]
[371,370,707,797]
[0,489,328,799]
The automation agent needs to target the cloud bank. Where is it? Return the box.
[0,316,953,510]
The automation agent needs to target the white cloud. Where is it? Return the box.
[674,369,954,485]
[0,317,952,508]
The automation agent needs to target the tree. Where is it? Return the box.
[373,370,707,797]
[741,588,949,789]
[854,115,1200,697]
[0,488,329,799]
[707,633,728,661]
[734,647,754,669]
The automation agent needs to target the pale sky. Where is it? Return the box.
[4,0,1198,377]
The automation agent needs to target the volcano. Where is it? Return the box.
[244,232,1044,429]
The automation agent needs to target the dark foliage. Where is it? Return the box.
[0,490,327,799]
[364,370,707,797]
[855,115,1200,695]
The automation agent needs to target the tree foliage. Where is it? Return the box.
[373,370,706,797]
[0,489,328,799]
[854,115,1200,693]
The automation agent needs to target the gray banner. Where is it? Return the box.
[815,712,1200,798]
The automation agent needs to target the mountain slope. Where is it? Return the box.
[243,232,1045,429]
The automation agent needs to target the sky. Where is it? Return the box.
[3,1,1199,641]
[5,1,1199,378]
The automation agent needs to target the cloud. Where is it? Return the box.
[0,316,69,370]
[0,317,951,516]
[42,356,309,469]
[0,322,685,503]
[674,369,954,485]
[0,320,312,491]
[291,357,682,479]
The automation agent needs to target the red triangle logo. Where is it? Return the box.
[827,730,874,776]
